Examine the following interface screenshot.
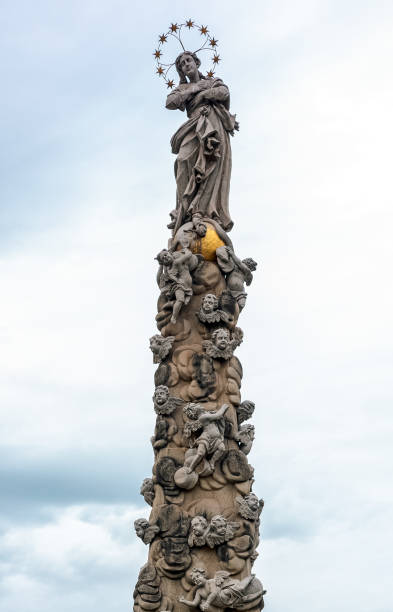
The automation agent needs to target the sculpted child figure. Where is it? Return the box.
[156,247,201,324]
[216,245,257,310]
[183,402,228,473]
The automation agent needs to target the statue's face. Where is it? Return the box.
[215,576,225,587]
[160,251,173,266]
[150,337,160,352]
[154,387,169,405]
[180,54,198,79]
[202,294,217,313]
[212,517,226,536]
[192,518,207,536]
[247,494,259,512]
[195,222,207,237]
[215,330,229,350]
[193,573,206,586]
[135,521,147,537]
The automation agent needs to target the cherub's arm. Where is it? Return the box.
[179,591,202,608]
[200,404,229,423]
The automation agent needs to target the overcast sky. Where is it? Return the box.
[1,1,393,611]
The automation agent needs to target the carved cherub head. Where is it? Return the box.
[153,385,170,406]
[210,515,227,537]
[202,294,219,314]
[134,518,149,539]
[214,570,230,587]
[190,567,207,586]
[184,402,204,420]
[156,249,174,266]
[191,516,208,537]
[140,478,154,506]
[212,328,231,351]
[149,334,175,363]
[236,492,264,520]
[243,257,257,272]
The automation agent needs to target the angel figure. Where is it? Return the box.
[179,567,265,612]
[235,493,264,522]
[203,327,243,361]
[205,515,239,548]
[183,402,228,473]
[197,294,230,325]
[236,400,255,426]
[140,477,155,506]
[156,247,202,324]
[188,515,209,547]
[234,424,255,455]
[153,385,184,416]
[134,518,160,545]
[216,246,257,311]
[149,334,175,363]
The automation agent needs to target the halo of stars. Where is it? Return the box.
[153,20,220,88]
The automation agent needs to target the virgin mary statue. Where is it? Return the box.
[166,51,238,234]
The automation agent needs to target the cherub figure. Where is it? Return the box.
[197,294,230,325]
[156,247,201,324]
[179,567,265,612]
[235,493,264,521]
[203,327,243,360]
[153,385,184,416]
[234,424,255,455]
[216,245,257,311]
[205,515,239,548]
[140,478,155,506]
[188,516,209,547]
[236,400,255,426]
[134,518,160,545]
[149,334,175,363]
[183,403,228,473]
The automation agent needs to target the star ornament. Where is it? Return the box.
[207,70,215,78]
[199,25,208,35]
[186,19,194,29]
[156,66,164,76]
[159,34,167,43]
[209,38,218,47]
[153,49,162,59]
[213,54,220,64]
[166,80,175,89]
[170,23,178,32]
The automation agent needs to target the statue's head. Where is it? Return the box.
[245,492,259,512]
[184,402,204,420]
[153,385,169,405]
[149,335,163,352]
[210,515,227,536]
[191,516,208,536]
[175,51,203,84]
[212,328,230,350]
[190,567,207,586]
[243,257,257,271]
[202,294,218,313]
[134,518,149,538]
[156,249,173,266]
[214,571,230,587]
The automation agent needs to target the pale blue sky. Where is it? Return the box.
[1,1,393,611]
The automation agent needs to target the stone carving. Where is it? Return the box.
[205,515,240,548]
[216,246,257,310]
[151,505,192,580]
[179,568,265,612]
[236,493,264,521]
[149,334,175,363]
[151,414,178,451]
[236,400,255,426]
[188,516,209,547]
[191,353,216,396]
[140,478,155,506]
[166,51,239,234]
[220,450,253,483]
[153,385,184,416]
[156,247,203,325]
[234,424,255,455]
[134,518,160,545]
[155,456,182,499]
[197,294,230,325]
[203,327,243,360]
[133,563,162,612]
[174,403,228,490]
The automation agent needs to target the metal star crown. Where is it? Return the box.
[153,20,221,88]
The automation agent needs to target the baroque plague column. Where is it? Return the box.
[133,21,266,612]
